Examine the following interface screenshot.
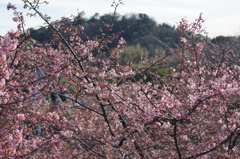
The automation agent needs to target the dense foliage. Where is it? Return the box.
[29,12,180,50]
[0,0,239,158]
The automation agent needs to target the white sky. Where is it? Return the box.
[1,0,240,38]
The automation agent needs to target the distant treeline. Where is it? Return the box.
[29,12,239,51]
[29,13,180,50]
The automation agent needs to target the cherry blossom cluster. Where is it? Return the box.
[0,1,239,158]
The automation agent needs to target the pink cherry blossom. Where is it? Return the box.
[1,1,239,158]
[60,130,73,138]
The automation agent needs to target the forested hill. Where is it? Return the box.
[29,13,180,50]
[29,12,239,60]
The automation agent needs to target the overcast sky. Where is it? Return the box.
[1,0,240,38]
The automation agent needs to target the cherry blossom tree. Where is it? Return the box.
[0,0,239,158]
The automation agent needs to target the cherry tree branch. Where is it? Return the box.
[173,119,182,159]
[186,129,238,159]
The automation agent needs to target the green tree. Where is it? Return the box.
[119,43,149,67]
